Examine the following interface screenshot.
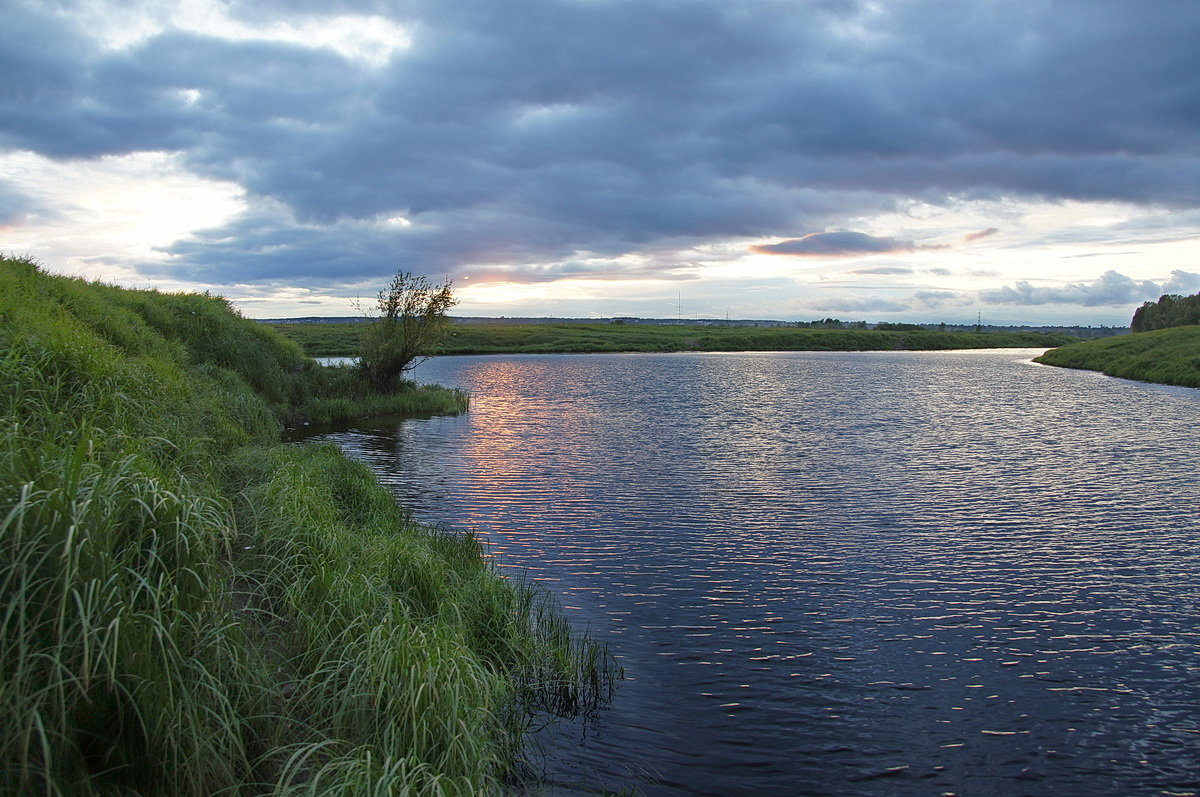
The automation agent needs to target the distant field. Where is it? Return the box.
[272,321,1076,358]
[269,322,364,356]
[1035,326,1200,388]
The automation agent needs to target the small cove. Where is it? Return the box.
[312,349,1200,795]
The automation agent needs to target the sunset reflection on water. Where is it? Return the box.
[314,350,1200,796]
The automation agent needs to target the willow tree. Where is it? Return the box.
[359,271,457,390]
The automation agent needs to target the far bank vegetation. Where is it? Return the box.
[275,321,1075,358]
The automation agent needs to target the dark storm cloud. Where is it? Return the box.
[159,206,392,282]
[851,267,916,276]
[0,181,40,226]
[964,228,1000,243]
[817,296,915,314]
[822,290,964,314]
[466,261,700,285]
[841,265,955,278]
[913,291,962,308]
[751,231,945,257]
[1161,270,1200,295]
[3,0,1200,286]
[978,270,1193,307]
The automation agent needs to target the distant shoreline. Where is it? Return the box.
[261,314,1127,338]
[274,320,1078,359]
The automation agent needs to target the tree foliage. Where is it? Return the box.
[359,271,457,390]
[1130,292,1200,333]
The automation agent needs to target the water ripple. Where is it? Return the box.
[313,350,1200,796]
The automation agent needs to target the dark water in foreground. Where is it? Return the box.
[313,350,1200,796]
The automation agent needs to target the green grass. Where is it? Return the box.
[0,255,613,795]
[1034,325,1200,388]
[272,321,1075,359]
[288,363,468,428]
[270,323,368,357]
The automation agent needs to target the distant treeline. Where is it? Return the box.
[273,321,1075,358]
[1131,292,1200,333]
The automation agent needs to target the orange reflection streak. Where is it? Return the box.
[457,359,602,513]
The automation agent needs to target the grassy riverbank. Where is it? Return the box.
[0,256,610,795]
[273,321,1075,358]
[1034,326,1200,388]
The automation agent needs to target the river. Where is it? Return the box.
[311,349,1200,796]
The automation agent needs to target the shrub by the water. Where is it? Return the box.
[358,271,457,391]
[0,255,611,795]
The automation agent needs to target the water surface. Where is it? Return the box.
[313,350,1200,796]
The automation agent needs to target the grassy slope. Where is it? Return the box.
[0,257,608,795]
[1034,325,1200,388]
[273,321,1076,358]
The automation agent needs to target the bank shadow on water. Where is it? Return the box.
[310,350,1200,796]
[285,410,441,442]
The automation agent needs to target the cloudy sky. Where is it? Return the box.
[3,0,1199,324]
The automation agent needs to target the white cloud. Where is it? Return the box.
[978,270,1184,307]
[0,149,244,280]
[1161,269,1200,295]
[43,0,410,66]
